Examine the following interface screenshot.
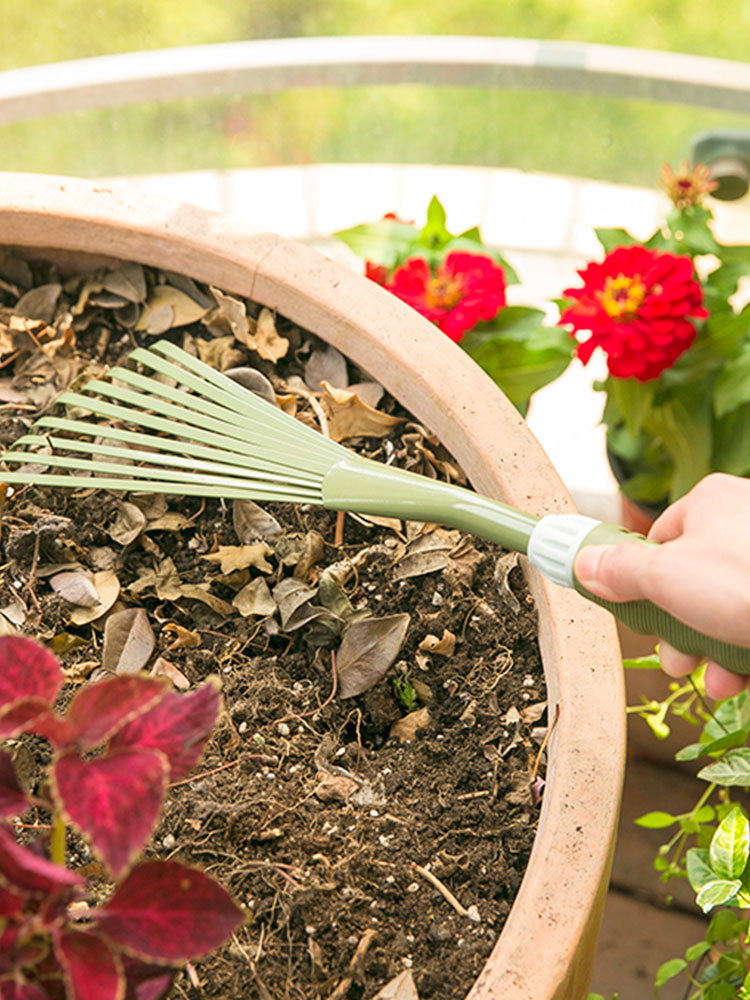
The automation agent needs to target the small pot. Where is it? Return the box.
[605,445,665,535]
[0,172,625,1000]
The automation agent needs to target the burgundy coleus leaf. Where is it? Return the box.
[121,956,176,1000]
[0,979,52,1000]
[0,750,30,818]
[54,927,123,1000]
[0,882,25,917]
[0,637,62,710]
[0,699,51,741]
[65,676,168,752]
[94,860,244,963]
[109,679,220,782]
[52,749,168,880]
[0,825,83,896]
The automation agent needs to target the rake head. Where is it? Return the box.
[0,340,350,503]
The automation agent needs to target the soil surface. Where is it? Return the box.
[0,252,547,1000]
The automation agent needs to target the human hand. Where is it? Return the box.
[574,474,750,700]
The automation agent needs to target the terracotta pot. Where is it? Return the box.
[0,172,625,1000]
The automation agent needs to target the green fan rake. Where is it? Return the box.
[1,339,747,673]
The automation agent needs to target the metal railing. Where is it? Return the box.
[0,35,747,125]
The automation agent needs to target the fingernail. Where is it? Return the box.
[574,545,606,589]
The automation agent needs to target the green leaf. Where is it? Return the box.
[673,213,721,255]
[703,692,750,743]
[714,343,750,418]
[333,219,421,269]
[687,848,716,892]
[594,227,638,254]
[696,879,742,913]
[699,749,750,786]
[710,807,750,879]
[654,958,687,987]
[707,906,741,945]
[675,742,705,761]
[418,195,453,250]
[610,378,655,438]
[462,324,572,410]
[634,811,678,829]
[643,392,712,501]
[714,404,750,476]
[701,730,750,756]
[685,940,711,962]
[622,654,661,670]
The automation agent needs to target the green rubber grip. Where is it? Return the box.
[573,522,750,676]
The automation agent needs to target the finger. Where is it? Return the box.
[648,494,689,543]
[704,660,750,700]
[573,541,658,603]
[658,641,700,678]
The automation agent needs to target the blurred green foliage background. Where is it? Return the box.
[1,0,749,185]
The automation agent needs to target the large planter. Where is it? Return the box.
[0,172,625,1000]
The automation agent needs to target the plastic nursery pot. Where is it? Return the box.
[0,172,625,1000]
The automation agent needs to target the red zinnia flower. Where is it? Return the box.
[365,260,389,286]
[558,245,708,381]
[384,251,507,342]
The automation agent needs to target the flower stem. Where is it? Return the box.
[50,814,66,866]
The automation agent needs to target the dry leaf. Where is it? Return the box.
[305,345,348,390]
[273,578,335,632]
[232,578,277,618]
[151,656,190,690]
[520,701,548,725]
[70,570,121,625]
[205,287,252,343]
[320,381,402,442]
[254,307,289,363]
[101,263,147,304]
[314,771,360,803]
[293,531,325,581]
[109,501,147,546]
[233,499,282,543]
[50,571,100,608]
[163,622,202,650]
[223,367,276,405]
[178,584,235,617]
[145,512,190,533]
[0,596,26,628]
[194,335,236,370]
[15,283,61,323]
[102,608,155,675]
[418,629,456,657]
[390,707,432,744]
[203,543,273,575]
[494,552,521,614]
[392,531,454,581]
[336,614,410,699]
[130,493,168,520]
[135,285,208,335]
[372,970,420,1000]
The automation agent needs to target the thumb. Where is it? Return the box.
[573,542,654,603]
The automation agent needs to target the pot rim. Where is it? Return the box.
[0,171,625,999]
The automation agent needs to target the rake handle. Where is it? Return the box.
[570,522,750,675]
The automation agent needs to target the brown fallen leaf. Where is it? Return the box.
[253,307,289,363]
[49,571,100,608]
[203,543,273,575]
[304,344,348,390]
[135,285,208,334]
[108,501,146,546]
[372,970,420,1000]
[232,578,277,618]
[418,629,456,657]
[151,656,190,691]
[494,552,521,614]
[314,771,360,803]
[178,584,235,617]
[162,622,202,650]
[336,614,410,699]
[233,499,282,543]
[320,381,402,442]
[70,570,121,626]
[102,608,155,675]
[390,707,431,743]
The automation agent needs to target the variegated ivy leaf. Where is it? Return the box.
[710,806,750,880]
[695,878,742,914]
[686,848,714,893]
[699,748,750,786]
